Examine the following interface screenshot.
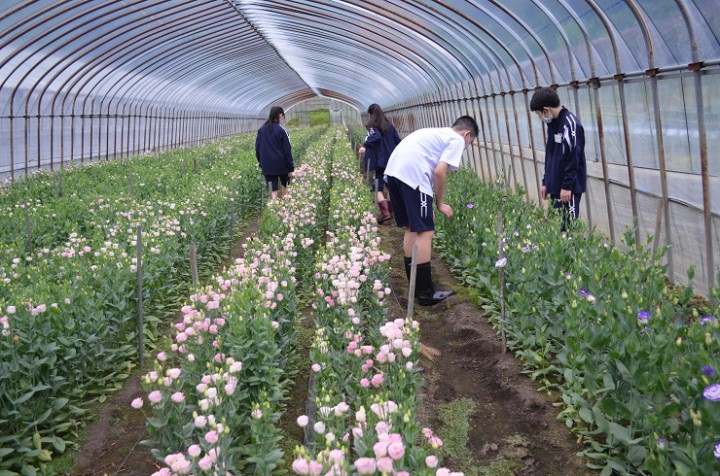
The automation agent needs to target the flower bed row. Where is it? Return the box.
[289,133,460,474]
[136,128,463,475]
[0,133,290,473]
[134,128,336,474]
[434,169,720,475]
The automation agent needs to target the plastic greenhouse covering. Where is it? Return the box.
[1,0,719,294]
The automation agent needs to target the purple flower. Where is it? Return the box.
[637,310,651,324]
[701,316,714,325]
[521,245,531,253]
[702,365,716,377]
[466,203,475,209]
[579,289,596,303]
[658,437,666,449]
[703,383,720,401]
[715,441,720,459]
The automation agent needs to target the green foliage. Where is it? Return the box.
[309,109,330,126]
[434,169,720,475]
[0,134,266,472]
[437,398,479,474]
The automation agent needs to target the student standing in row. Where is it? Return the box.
[358,104,402,223]
[530,87,587,233]
[384,115,479,306]
[256,106,294,199]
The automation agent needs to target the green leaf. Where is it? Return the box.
[578,407,593,423]
[0,448,15,458]
[608,422,632,445]
[627,445,647,466]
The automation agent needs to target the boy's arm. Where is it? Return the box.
[560,119,581,199]
[434,161,453,218]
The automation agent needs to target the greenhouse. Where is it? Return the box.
[1,1,719,475]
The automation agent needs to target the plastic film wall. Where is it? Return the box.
[0,0,719,294]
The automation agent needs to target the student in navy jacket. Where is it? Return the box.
[530,87,587,233]
[358,104,401,223]
[256,106,294,199]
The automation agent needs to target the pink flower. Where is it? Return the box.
[387,441,405,460]
[328,449,344,463]
[308,461,323,476]
[373,440,389,458]
[171,392,185,403]
[354,457,376,474]
[436,469,451,476]
[291,457,309,474]
[371,374,384,387]
[148,391,162,404]
[204,430,219,444]
[188,444,201,458]
[198,455,213,470]
[425,455,438,468]
[194,415,207,428]
[297,415,309,427]
[130,398,143,409]
[360,378,370,387]
[376,457,393,473]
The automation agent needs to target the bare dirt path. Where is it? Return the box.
[377,220,595,476]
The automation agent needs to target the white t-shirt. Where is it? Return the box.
[384,127,465,196]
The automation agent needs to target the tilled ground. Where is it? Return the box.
[377,219,594,476]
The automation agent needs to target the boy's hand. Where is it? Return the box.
[437,203,453,218]
[358,147,366,155]
[540,185,547,199]
[560,189,571,203]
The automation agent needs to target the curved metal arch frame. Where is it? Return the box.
[242,0,467,96]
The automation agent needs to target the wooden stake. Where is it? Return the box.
[24,203,32,255]
[497,210,507,353]
[406,244,418,319]
[136,225,144,367]
[189,242,199,287]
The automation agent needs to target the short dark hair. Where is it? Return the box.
[529,87,560,111]
[451,115,479,138]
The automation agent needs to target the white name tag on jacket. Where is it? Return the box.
[554,133,562,143]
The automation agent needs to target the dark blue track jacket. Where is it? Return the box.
[256,122,294,176]
[542,107,587,195]
[363,123,401,171]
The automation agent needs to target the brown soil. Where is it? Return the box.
[377,220,595,476]
[67,210,594,476]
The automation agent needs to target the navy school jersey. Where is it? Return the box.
[542,107,587,195]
